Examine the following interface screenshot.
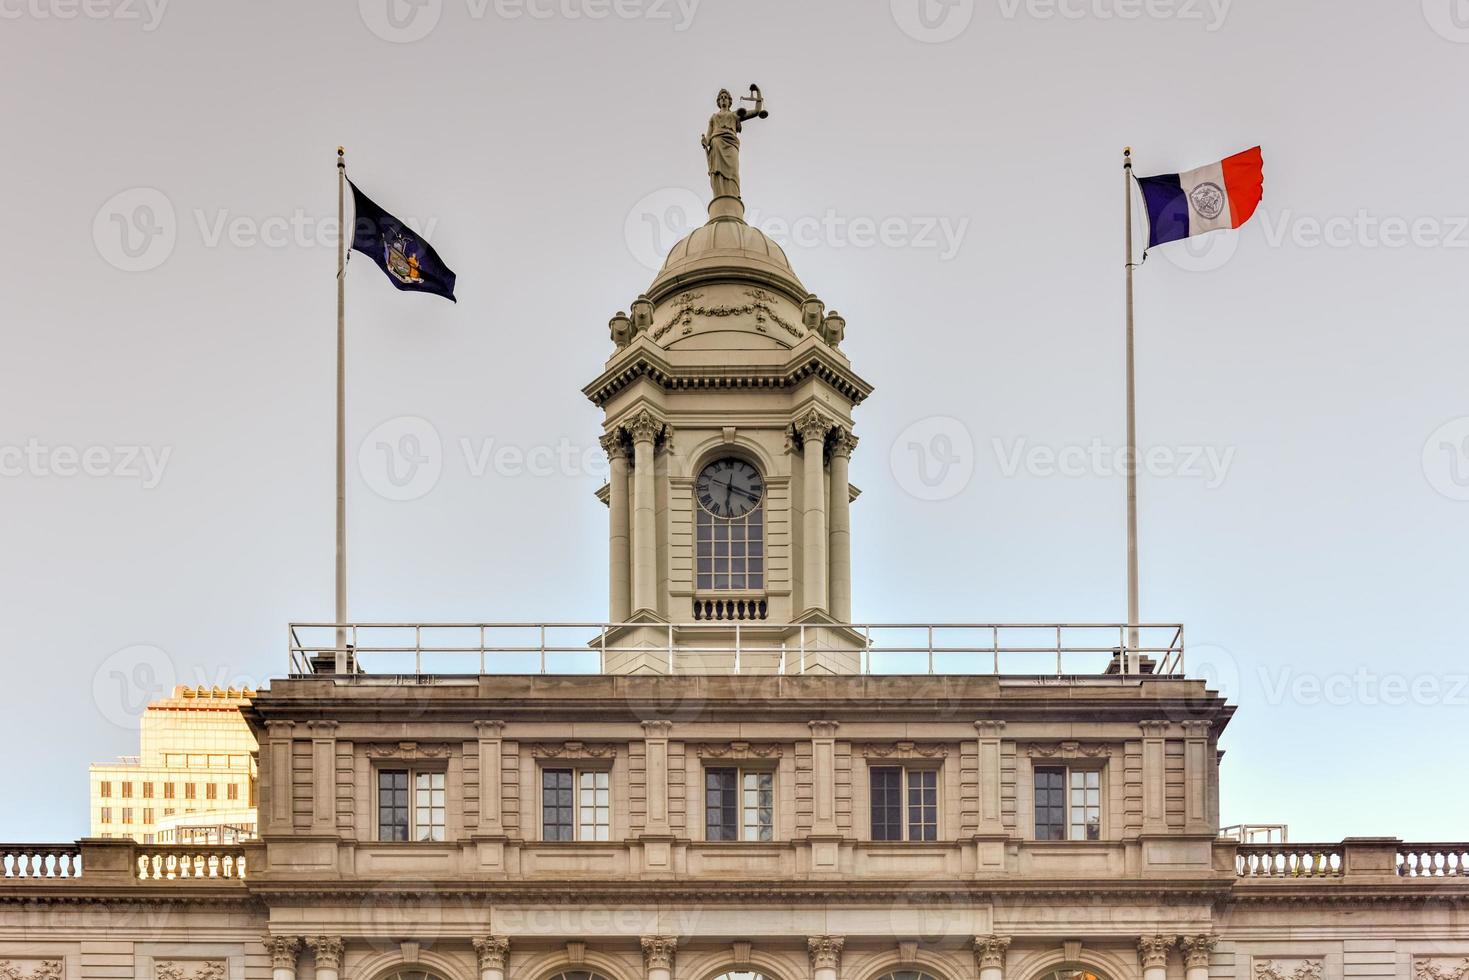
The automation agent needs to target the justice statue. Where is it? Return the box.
[701,84,768,210]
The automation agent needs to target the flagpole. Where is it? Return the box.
[1123,146,1140,664]
[336,146,348,662]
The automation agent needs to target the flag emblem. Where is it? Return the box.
[385,234,424,285]
[1189,182,1225,220]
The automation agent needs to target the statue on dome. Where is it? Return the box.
[701,85,767,206]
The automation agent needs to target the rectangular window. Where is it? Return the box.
[375,768,445,842]
[184,783,197,800]
[542,768,610,841]
[227,783,240,801]
[377,770,410,841]
[142,782,154,798]
[121,782,133,799]
[100,781,112,798]
[142,807,154,824]
[1034,766,1102,841]
[100,807,112,824]
[121,808,133,824]
[871,766,938,841]
[164,783,176,800]
[206,783,218,801]
[707,767,775,841]
[414,771,446,841]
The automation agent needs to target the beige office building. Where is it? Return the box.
[2,94,1467,980]
[88,686,258,843]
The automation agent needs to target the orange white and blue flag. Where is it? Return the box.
[1135,146,1264,249]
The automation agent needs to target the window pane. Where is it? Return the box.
[907,770,938,842]
[579,771,610,841]
[870,767,903,841]
[743,771,773,841]
[378,770,409,842]
[542,769,574,841]
[1034,767,1065,841]
[706,768,737,841]
[1069,769,1101,841]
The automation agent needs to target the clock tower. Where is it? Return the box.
[585,88,872,673]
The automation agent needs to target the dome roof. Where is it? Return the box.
[648,218,805,302]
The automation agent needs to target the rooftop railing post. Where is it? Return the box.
[667,623,674,674]
[927,625,935,675]
[799,624,806,675]
[992,625,999,675]
[600,625,607,673]
[479,624,486,674]
[864,625,872,674]
[780,641,787,676]
[735,622,741,675]
[540,624,547,675]
[1055,625,1062,675]
[415,625,422,676]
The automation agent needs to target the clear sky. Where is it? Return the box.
[2,0,1466,843]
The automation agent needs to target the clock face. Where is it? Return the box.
[696,458,764,519]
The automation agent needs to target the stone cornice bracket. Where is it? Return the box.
[829,428,859,459]
[264,720,296,736]
[474,720,506,735]
[306,938,344,972]
[974,936,1011,971]
[1180,720,1212,737]
[974,720,1006,737]
[473,937,510,972]
[1139,720,1172,737]
[808,937,845,972]
[794,408,836,448]
[731,942,753,968]
[264,937,302,970]
[1179,936,1217,970]
[641,937,678,972]
[642,720,674,737]
[1138,936,1176,969]
[306,720,339,734]
[530,741,617,759]
[808,720,840,738]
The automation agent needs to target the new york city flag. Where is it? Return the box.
[349,182,457,302]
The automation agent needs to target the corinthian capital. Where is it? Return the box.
[1179,936,1216,970]
[829,428,859,459]
[808,937,845,972]
[306,937,344,972]
[263,937,301,971]
[641,937,677,972]
[624,409,667,446]
[1138,936,1176,969]
[599,431,631,461]
[473,937,510,972]
[794,408,835,447]
[974,936,1011,971]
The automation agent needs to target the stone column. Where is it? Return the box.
[307,721,338,834]
[827,430,858,622]
[974,937,1010,980]
[602,432,632,622]
[974,721,1007,836]
[474,937,510,980]
[1138,936,1175,980]
[642,937,677,980]
[628,411,663,617]
[1139,721,1170,835]
[264,721,295,834]
[264,937,300,980]
[307,938,343,980]
[474,721,506,835]
[642,720,673,835]
[797,409,833,615]
[1181,721,1211,834]
[808,937,844,980]
[808,721,840,836]
[1179,936,1216,980]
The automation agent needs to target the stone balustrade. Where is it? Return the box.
[136,846,248,880]
[1398,843,1469,877]
[1235,843,1344,878]
[0,844,82,878]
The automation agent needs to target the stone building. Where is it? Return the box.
[88,686,258,844]
[2,92,1467,980]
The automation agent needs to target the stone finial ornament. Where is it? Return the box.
[821,310,845,348]
[701,84,769,218]
[609,311,632,348]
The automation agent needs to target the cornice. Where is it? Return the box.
[582,343,873,408]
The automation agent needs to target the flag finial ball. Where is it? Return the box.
[337,146,345,156]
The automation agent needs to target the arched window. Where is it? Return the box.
[546,972,613,980]
[710,973,772,980]
[1037,973,1104,980]
[694,457,765,591]
[875,972,940,980]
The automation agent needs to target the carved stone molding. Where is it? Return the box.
[807,937,844,972]
[0,962,63,980]
[1138,936,1176,969]
[306,720,338,735]
[829,429,859,459]
[262,938,301,970]
[1139,720,1172,737]
[599,432,632,461]
[860,741,948,759]
[794,408,836,447]
[305,938,343,972]
[642,720,674,737]
[974,936,1011,971]
[1416,960,1469,980]
[974,720,1006,737]
[156,963,225,980]
[1254,962,1323,980]
[1180,720,1212,737]
[731,942,753,967]
[264,721,296,737]
[474,720,506,736]
[365,742,451,760]
[529,742,618,759]
[640,937,677,972]
[808,720,840,738]
[1179,936,1217,970]
[897,942,919,966]
[624,409,669,446]
[564,942,585,966]
[695,741,783,759]
[1026,741,1109,758]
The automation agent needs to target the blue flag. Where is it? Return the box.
[349,182,457,302]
